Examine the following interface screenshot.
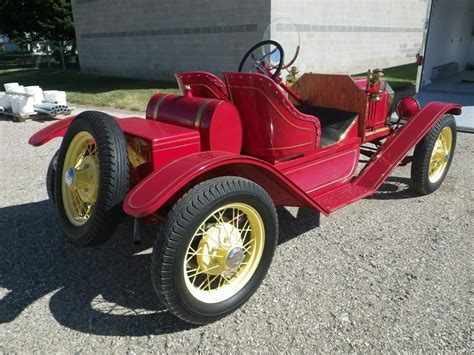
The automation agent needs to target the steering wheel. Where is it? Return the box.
[238,40,285,79]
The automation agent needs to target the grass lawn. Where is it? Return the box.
[383,63,418,91]
[354,63,418,91]
[0,63,418,112]
[0,68,179,112]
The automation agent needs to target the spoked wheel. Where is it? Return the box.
[55,111,129,246]
[184,202,265,303]
[411,114,457,195]
[152,177,278,324]
[61,131,100,225]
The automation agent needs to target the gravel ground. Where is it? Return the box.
[0,110,472,352]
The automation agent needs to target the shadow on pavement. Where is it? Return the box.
[0,200,191,335]
[0,200,321,336]
[370,176,417,200]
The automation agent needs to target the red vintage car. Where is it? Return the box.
[29,40,460,325]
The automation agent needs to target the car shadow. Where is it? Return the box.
[0,200,192,336]
[0,180,411,336]
[370,176,417,200]
[0,200,320,336]
[276,206,320,245]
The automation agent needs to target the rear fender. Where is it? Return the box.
[28,116,74,146]
[123,151,330,218]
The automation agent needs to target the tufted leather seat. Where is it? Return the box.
[223,72,320,162]
[175,71,229,100]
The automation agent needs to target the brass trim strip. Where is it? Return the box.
[194,99,210,129]
[365,126,390,137]
[268,142,313,150]
[153,94,170,119]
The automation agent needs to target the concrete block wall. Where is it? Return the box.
[72,0,270,80]
[72,0,428,80]
[271,0,428,75]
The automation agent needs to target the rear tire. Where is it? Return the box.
[46,150,59,203]
[55,111,129,247]
[411,114,456,195]
[152,177,278,324]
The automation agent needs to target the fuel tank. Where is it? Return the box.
[146,93,242,154]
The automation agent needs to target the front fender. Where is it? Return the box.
[28,116,74,146]
[123,151,330,217]
[354,101,462,191]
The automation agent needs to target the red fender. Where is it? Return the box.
[123,151,330,218]
[354,101,461,191]
[28,116,74,146]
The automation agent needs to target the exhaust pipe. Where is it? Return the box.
[133,219,142,245]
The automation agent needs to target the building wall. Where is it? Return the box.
[72,0,427,80]
[72,0,270,80]
[271,0,428,75]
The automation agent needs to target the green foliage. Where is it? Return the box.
[0,0,75,45]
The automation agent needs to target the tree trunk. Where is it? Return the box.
[46,41,51,69]
[59,41,66,70]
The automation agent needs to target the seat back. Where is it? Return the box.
[175,71,229,100]
[223,72,320,162]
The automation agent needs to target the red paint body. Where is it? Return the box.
[29,71,461,220]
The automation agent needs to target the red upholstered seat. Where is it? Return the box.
[175,71,229,100]
[223,72,320,162]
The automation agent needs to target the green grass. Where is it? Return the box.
[0,53,41,59]
[0,69,178,111]
[354,63,418,91]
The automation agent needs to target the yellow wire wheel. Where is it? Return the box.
[152,177,278,324]
[61,131,100,226]
[411,114,456,195]
[54,111,129,247]
[428,126,453,184]
[183,203,265,303]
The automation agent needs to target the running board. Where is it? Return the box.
[314,183,372,213]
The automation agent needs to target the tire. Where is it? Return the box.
[54,111,129,247]
[152,177,278,324]
[411,114,457,195]
[46,150,59,203]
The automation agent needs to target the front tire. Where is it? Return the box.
[55,111,129,247]
[411,114,456,195]
[152,177,278,324]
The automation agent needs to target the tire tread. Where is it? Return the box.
[152,176,278,324]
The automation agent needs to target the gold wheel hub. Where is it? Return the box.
[196,222,245,276]
[429,126,452,183]
[62,132,99,226]
[183,203,265,304]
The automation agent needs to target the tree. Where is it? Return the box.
[0,0,75,46]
